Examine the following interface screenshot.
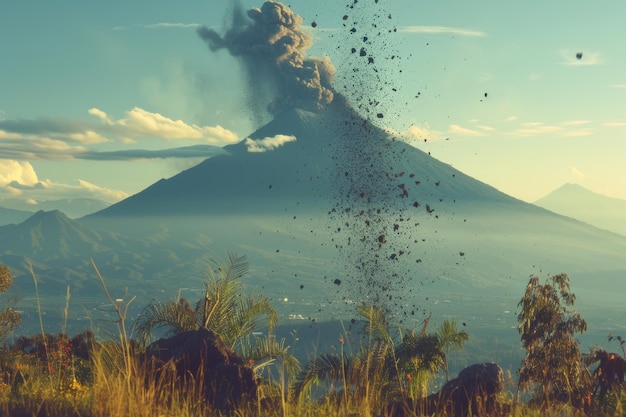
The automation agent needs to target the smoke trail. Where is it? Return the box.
[197,1,336,116]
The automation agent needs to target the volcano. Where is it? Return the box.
[2,98,625,370]
[81,98,626,316]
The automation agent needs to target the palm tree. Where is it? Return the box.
[292,304,449,411]
[437,319,469,381]
[134,253,278,349]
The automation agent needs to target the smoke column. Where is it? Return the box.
[197,1,336,117]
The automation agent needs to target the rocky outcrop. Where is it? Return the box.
[141,329,257,412]
[432,362,505,417]
[390,362,505,417]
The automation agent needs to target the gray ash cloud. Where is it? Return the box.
[197,1,335,117]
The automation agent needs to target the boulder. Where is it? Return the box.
[389,362,505,417]
[433,362,505,417]
[140,328,257,412]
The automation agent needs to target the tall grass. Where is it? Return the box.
[2,264,626,416]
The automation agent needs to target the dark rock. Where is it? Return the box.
[433,362,504,416]
[140,329,257,412]
[389,363,505,417]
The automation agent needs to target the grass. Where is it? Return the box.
[3,327,626,417]
[1,266,625,416]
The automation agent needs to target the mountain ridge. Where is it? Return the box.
[535,183,626,236]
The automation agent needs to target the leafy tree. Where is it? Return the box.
[517,273,592,408]
[0,265,20,345]
[135,253,277,349]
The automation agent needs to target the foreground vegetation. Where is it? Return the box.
[1,256,625,416]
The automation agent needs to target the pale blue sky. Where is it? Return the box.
[1,0,625,207]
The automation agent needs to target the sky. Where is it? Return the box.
[1,0,625,209]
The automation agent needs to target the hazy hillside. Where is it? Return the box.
[0,206,33,226]
[535,183,626,236]
[0,197,109,219]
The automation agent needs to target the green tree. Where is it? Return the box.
[517,273,592,408]
[135,253,278,349]
[0,265,20,345]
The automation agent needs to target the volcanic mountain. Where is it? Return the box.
[82,99,626,310]
[3,99,626,356]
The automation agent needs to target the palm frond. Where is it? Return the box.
[438,319,469,350]
[247,334,301,378]
[396,333,445,373]
[356,303,393,345]
[292,353,352,401]
[134,299,198,346]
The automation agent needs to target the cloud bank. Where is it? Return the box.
[0,107,239,161]
[0,160,128,203]
[197,1,336,115]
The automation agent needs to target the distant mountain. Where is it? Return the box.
[535,183,626,236]
[0,210,120,259]
[0,198,109,219]
[0,206,34,226]
[0,209,215,326]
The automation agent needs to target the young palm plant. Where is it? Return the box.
[135,253,278,349]
[438,319,469,382]
[293,304,451,415]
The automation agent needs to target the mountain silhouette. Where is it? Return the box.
[0,206,33,226]
[86,100,521,222]
[535,183,626,236]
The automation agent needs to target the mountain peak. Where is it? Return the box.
[535,183,626,236]
[0,209,111,260]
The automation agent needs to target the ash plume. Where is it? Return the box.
[197,1,335,116]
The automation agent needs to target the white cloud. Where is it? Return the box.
[386,123,444,143]
[0,160,39,186]
[570,166,586,180]
[399,26,486,38]
[0,107,241,161]
[91,107,240,145]
[144,22,200,30]
[603,121,626,127]
[113,22,201,31]
[0,160,128,203]
[88,108,111,123]
[68,130,110,144]
[0,178,128,204]
[245,135,297,153]
[561,120,591,126]
[75,180,129,202]
[513,123,564,137]
[448,124,485,137]
[562,129,593,137]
